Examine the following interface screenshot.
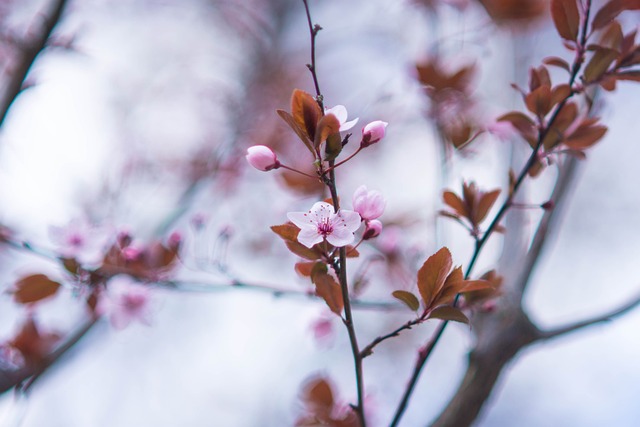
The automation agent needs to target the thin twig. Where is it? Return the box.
[540,291,640,340]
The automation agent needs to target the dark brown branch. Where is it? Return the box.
[0,0,69,128]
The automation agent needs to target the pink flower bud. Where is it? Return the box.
[352,185,386,221]
[361,121,388,147]
[245,145,280,171]
[363,220,383,240]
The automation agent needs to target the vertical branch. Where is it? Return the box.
[302,1,365,424]
[0,0,69,128]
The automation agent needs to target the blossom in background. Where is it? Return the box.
[97,276,153,330]
[325,105,358,132]
[361,120,388,146]
[245,145,280,171]
[352,185,386,221]
[49,217,111,266]
[287,202,361,248]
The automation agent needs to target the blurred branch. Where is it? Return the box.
[0,0,69,128]
[515,157,579,300]
[540,291,640,340]
[156,279,403,311]
[1,317,99,395]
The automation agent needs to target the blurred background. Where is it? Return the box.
[0,0,639,426]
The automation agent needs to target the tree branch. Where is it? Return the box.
[539,291,640,341]
[0,0,69,128]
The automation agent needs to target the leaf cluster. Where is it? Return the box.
[440,182,501,237]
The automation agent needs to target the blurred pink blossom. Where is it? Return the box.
[287,202,361,248]
[97,276,153,330]
[49,217,110,266]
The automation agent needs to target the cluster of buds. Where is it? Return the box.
[245,89,387,174]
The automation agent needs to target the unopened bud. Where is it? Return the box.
[361,121,388,147]
[245,145,280,171]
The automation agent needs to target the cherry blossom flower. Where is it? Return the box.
[352,185,386,221]
[287,202,361,248]
[49,217,111,266]
[361,120,388,146]
[97,276,153,329]
[325,105,358,132]
[245,145,280,171]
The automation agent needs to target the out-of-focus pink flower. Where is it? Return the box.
[245,145,280,171]
[361,120,388,146]
[287,202,361,248]
[49,217,110,266]
[97,276,153,330]
[325,105,359,131]
[352,185,386,221]
[310,315,335,346]
[363,220,383,240]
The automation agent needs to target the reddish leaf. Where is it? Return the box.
[428,306,469,324]
[295,261,317,277]
[529,66,551,91]
[304,377,334,409]
[9,318,61,366]
[271,223,299,242]
[443,191,469,218]
[291,89,322,144]
[313,272,344,315]
[345,246,360,258]
[584,48,619,83]
[392,290,420,311]
[591,0,640,31]
[417,247,453,309]
[550,84,572,106]
[615,70,640,81]
[286,241,323,261]
[525,85,552,117]
[551,0,580,41]
[564,124,608,149]
[436,266,466,306]
[543,56,572,72]
[475,189,501,224]
[276,109,314,154]
[13,274,61,305]
[460,279,494,292]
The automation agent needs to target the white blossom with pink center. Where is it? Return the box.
[324,105,359,132]
[287,202,361,248]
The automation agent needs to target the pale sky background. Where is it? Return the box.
[0,1,640,426]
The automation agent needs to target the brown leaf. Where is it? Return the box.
[345,246,360,258]
[551,0,580,41]
[392,290,420,311]
[583,47,619,82]
[295,261,317,277]
[529,66,551,91]
[286,241,323,261]
[543,56,571,72]
[615,70,640,82]
[271,222,299,242]
[475,189,501,224]
[564,124,608,149]
[13,274,61,305]
[291,89,322,144]
[417,247,453,309]
[428,306,469,324]
[525,85,552,117]
[276,109,314,154]
[591,0,640,31]
[443,191,469,218]
[313,272,344,315]
[9,318,61,367]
